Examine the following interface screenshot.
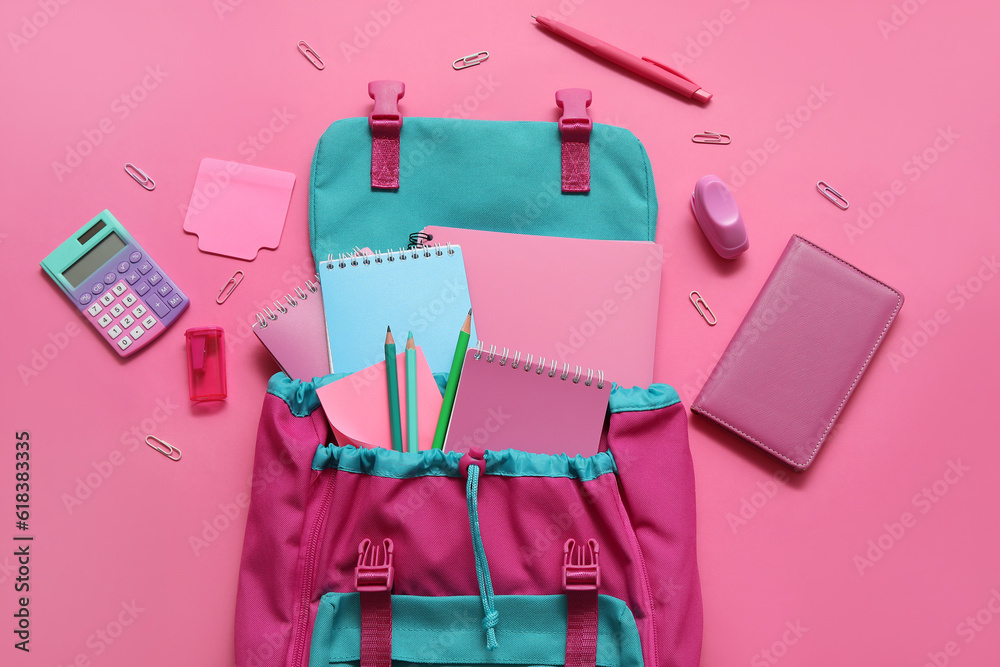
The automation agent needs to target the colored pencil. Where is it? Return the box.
[384,327,403,452]
[405,332,417,453]
[431,309,472,449]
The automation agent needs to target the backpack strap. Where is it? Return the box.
[356,538,394,667]
[563,538,600,667]
[556,89,593,193]
[368,81,405,189]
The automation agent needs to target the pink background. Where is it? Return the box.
[2,1,999,666]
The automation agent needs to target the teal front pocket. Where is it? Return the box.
[309,593,644,667]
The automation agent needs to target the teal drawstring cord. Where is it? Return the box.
[466,464,499,649]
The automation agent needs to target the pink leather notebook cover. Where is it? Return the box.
[424,226,663,388]
[691,236,904,471]
[316,346,443,451]
[444,346,612,457]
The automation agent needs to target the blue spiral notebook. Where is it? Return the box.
[319,246,477,374]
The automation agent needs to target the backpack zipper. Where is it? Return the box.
[291,471,336,667]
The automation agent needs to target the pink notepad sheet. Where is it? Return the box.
[316,346,443,451]
[182,158,295,260]
[424,226,663,388]
[444,347,612,457]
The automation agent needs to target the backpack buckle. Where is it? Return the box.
[563,539,600,591]
[368,80,404,137]
[355,538,394,592]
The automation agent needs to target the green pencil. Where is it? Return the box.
[384,327,403,452]
[431,310,472,450]
[405,332,417,453]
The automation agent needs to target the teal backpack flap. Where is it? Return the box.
[309,82,658,263]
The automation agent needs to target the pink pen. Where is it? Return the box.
[533,15,712,103]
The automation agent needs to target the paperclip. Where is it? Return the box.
[216,270,244,304]
[817,181,849,210]
[692,131,731,145]
[689,291,718,326]
[297,40,325,70]
[146,435,182,461]
[452,51,489,70]
[124,163,156,191]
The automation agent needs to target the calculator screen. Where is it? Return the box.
[63,232,126,287]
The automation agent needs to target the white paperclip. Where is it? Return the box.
[124,163,155,191]
[453,51,489,70]
[146,435,182,461]
[689,291,718,326]
[817,181,849,210]
[297,40,325,70]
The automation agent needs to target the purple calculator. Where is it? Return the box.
[41,210,190,357]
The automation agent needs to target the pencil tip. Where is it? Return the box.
[407,331,414,340]
[468,308,472,315]
[406,332,415,349]
[531,15,537,18]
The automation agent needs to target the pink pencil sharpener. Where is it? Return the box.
[185,327,227,401]
[691,175,749,259]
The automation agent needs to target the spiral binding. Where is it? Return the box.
[253,279,320,329]
[408,231,433,249]
[471,341,605,389]
[324,244,455,269]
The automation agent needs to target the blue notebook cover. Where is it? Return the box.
[319,247,477,375]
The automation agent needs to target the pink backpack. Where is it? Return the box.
[235,375,702,667]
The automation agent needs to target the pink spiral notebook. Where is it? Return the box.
[444,344,612,457]
[251,279,331,381]
[423,226,663,388]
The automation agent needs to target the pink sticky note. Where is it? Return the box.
[182,158,295,260]
[316,346,443,451]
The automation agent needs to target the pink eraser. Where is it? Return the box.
[691,175,749,259]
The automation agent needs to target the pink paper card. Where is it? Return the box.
[316,346,443,450]
[182,158,295,260]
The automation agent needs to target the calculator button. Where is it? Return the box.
[130,326,144,339]
[125,270,141,285]
[122,294,137,307]
[112,281,127,296]
[131,304,147,318]
[110,304,125,317]
[97,314,113,328]
[108,325,123,339]
[87,303,103,316]
[147,297,170,318]
[117,336,133,351]
[142,315,157,329]
[135,281,150,296]
[79,293,92,305]
[100,292,115,306]
[138,260,152,275]
[167,293,184,308]
[120,315,135,329]
[147,272,162,286]
[91,282,104,295]
[103,272,116,285]
[156,282,172,297]
[129,251,142,263]
[117,261,130,273]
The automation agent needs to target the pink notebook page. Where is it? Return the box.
[182,158,295,260]
[316,346,443,450]
[444,346,611,457]
[424,226,662,388]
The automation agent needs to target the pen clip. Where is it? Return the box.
[640,56,698,85]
